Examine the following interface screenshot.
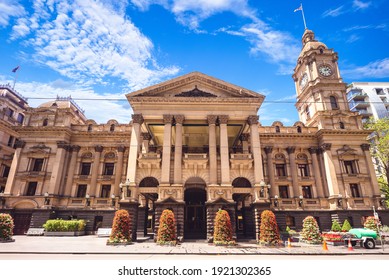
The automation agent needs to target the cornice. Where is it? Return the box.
[315,129,372,137]
[129,96,263,104]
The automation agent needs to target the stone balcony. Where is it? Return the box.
[183,153,208,169]
[138,152,161,168]
[230,153,253,169]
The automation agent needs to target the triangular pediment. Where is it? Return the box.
[126,72,265,101]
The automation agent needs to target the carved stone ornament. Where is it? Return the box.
[95,145,104,153]
[175,85,217,97]
[264,146,273,154]
[360,143,370,151]
[132,114,144,124]
[105,152,116,159]
[57,141,69,149]
[247,115,259,125]
[308,147,318,154]
[81,152,93,159]
[207,115,218,125]
[71,145,81,152]
[30,142,48,150]
[321,143,332,151]
[286,146,296,154]
[174,115,185,124]
[14,140,26,149]
[163,114,173,124]
[117,145,125,153]
[218,115,229,124]
[297,153,308,160]
[275,153,285,160]
[141,133,151,141]
[239,133,250,142]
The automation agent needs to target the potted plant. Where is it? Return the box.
[0,213,15,243]
[107,210,132,245]
[43,219,86,236]
[300,216,322,244]
[258,210,281,246]
[156,209,177,246]
[213,209,235,246]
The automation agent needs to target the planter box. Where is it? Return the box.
[44,231,85,236]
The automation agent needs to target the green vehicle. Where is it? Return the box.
[344,228,378,249]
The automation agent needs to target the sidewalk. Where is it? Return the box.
[1,235,389,255]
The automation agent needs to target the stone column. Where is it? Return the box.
[240,134,250,153]
[248,115,264,185]
[4,140,25,195]
[173,115,184,185]
[126,114,144,183]
[65,145,80,197]
[321,143,340,197]
[141,133,151,154]
[90,145,103,197]
[308,147,324,198]
[48,141,69,195]
[286,146,300,197]
[161,114,173,185]
[361,144,380,196]
[114,145,125,196]
[208,115,218,186]
[219,115,230,185]
[264,146,275,197]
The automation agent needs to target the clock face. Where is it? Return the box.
[318,65,333,77]
[299,73,308,89]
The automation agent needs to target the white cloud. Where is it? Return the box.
[352,0,371,10]
[342,58,389,79]
[343,24,387,32]
[0,0,26,27]
[322,5,345,17]
[10,0,179,90]
[346,34,361,43]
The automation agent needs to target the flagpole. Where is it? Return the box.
[12,71,19,90]
[301,3,307,29]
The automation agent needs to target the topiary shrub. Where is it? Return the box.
[300,216,322,244]
[331,220,341,232]
[156,209,177,245]
[341,219,352,232]
[364,216,379,233]
[107,210,132,245]
[213,209,235,246]
[258,210,281,245]
[0,213,14,241]
[43,219,86,232]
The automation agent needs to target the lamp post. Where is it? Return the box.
[44,192,50,206]
[111,194,116,207]
[337,194,343,208]
[380,194,386,208]
[85,193,90,207]
[259,180,266,197]
[274,195,279,207]
[298,195,303,207]
[0,192,5,209]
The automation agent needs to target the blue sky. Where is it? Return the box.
[1,0,388,125]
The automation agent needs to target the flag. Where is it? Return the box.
[12,66,20,73]
[294,4,302,12]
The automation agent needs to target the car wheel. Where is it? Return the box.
[364,239,375,249]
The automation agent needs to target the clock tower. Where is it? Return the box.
[292,29,361,130]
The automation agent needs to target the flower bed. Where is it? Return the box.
[43,219,86,236]
[0,213,15,242]
[322,231,348,246]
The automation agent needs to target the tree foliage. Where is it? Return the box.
[108,210,132,244]
[365,117,389,206]
[0,213,14,240]
[157,209,176,245]
[341,219,352,232]
[213,209,235,245]
[300,216,322,244]
[259,210,281,245]
[331,220,341,232]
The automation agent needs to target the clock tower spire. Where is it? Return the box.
[292,29,361,129]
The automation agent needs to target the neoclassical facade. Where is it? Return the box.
[1,30,387,240]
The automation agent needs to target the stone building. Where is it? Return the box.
[1,30,387,240]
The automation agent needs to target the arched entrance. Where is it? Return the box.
[184,177,206,239]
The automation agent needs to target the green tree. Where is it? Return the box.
[365,117,389,206]
[341,219,352,232]
[331,220,341,232]
[300,216,322,244]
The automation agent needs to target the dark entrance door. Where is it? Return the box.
[13,212,32,235]
[184,188,206,239]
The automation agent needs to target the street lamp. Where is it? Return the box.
[0,192,5,209]
[337,194,343,207]
[85,193,90,207]
[299,195,304,207]
[380,194,386,208]
[44,192,50,205]
[274,195,279,207]
[111,194,116,207]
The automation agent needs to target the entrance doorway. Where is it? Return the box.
[13,212,32,235]
[184,188,206,239]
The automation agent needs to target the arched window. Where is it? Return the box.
[87,124,92,132]
[43,118,48,126]
[305,106,310,119]
[339,122,345,129]
[330,96,338,110]
[297,126,302,133]
[110,124,115,132]
[275,126,280,133]
[139,177,159,188]
[232,177,252,188]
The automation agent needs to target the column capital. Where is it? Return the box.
[163,114,173,124]
[264,146,273,154]
[321,143,332,151]
[361,143,370,151]
[308,146,319,154]
[117,145,126,153]
[71,145,81,152]
[14,140,26,149]
[239,133,250,141]
[57,141,69,149]
[286,146,296,154]
[95,145,104,153]
[141,133,151,141]
[132,114,144,124]
[247,115,259,125]
[207,115,218,125]
[174,115,185,124]
[218,115,229,124]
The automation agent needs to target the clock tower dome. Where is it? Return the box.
[292,29,361,130]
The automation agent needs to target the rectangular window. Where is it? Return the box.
[26,182,37,196]
[80,162,91,175]
[31,158,44,172]
[5,108,14,118]
[1,165,10,178]
[286,215,295,227]
[76,184,87,198]
[17,113,24,124]
[276,164,287,177]
[298,164,309,177]
[278,185,289,198]
[350,184,361,198]
[103,163,114,175]
[344,160,357,174]
[100,184,111,198]
[7,136,14,147]
[0,186,5,193]
[302,186,312,199]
